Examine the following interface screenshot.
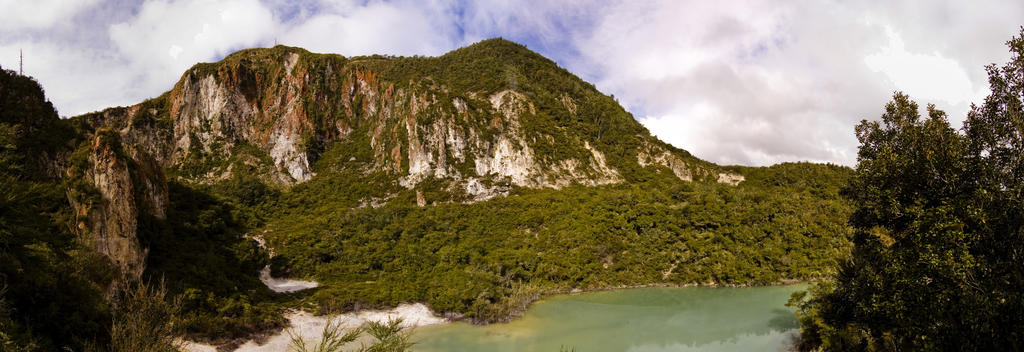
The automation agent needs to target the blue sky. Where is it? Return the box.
[1,0,1022,166]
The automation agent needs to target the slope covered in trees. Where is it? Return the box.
[259,161,852,323]
[0,38,859,350]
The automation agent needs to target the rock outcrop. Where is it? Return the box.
[78,39,742,204]
[1,68,168,281]
[67,130,168,278]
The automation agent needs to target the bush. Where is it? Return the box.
[110,279,183,352]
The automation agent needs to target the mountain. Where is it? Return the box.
[77,39,741,198]
[0,39,852,349]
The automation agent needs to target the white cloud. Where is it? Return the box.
[564,0,1019,166]
[0,0,99,31]
[108,0,278,99]
[864,27,975,106]
[280,2,454,56]
[569,0,872,165]
[0,42,136,116]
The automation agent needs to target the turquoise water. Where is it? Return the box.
[413,285,804,352]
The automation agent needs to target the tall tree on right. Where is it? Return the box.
[791,27,1024,351]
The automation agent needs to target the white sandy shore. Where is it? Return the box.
[181,303,446,352]
[181,236,448,351]
[259,265,318,293]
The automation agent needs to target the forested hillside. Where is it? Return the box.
[1,39,856,350]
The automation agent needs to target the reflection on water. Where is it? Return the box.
[414,285,805,352]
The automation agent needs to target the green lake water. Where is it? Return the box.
[413,285,805,352]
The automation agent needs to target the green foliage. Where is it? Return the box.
[110,278,183,352]
[362,319,414,352]
[0,281,35,352]
[286,317,361,352]
[0,67,77,178]
[143,180,286,342]
[793,28,1024,351]
[421,38,715,182]
[286,318,413,352]
[0,67,117,351]
[262,162,852,322]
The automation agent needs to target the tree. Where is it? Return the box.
[791,27,1024,351]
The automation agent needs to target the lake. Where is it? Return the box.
[413,285,805,352]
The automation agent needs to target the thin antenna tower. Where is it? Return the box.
[20,49,24,75]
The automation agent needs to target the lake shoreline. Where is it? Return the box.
[414,283,807,352]
[467,278,816,325]
[181,303,446,352]
[183,278,815,351]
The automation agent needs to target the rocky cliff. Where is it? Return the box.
[1,67,167,281]
[78,39,741,203]
[65,129,168,278]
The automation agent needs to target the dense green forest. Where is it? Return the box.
[789,29,1024,351]
[257,160,852,322]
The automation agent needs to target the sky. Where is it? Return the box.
[0,0,1021,166]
